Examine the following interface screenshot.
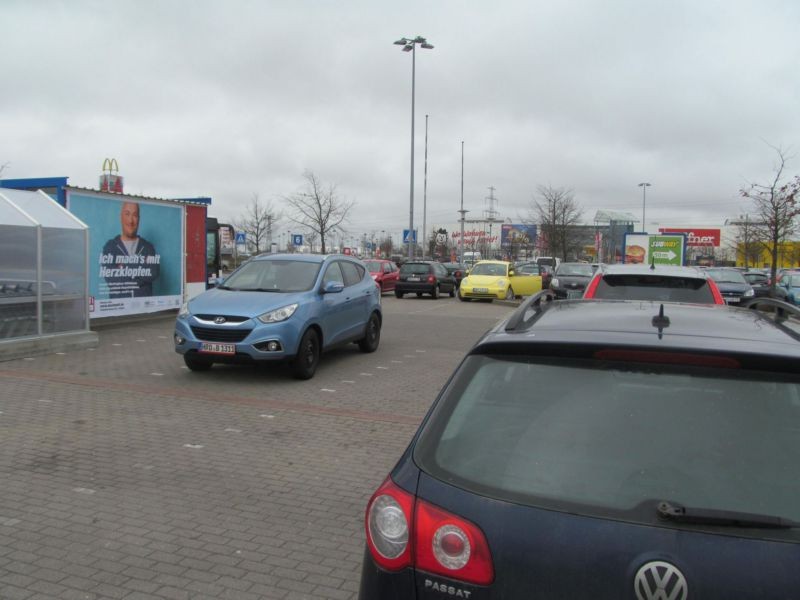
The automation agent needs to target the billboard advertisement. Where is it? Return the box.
[658,228,720,247]
[500,223,537,247]
[67,192,183,318]
[623,233,686,266]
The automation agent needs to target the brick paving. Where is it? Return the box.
[0,296,513,599]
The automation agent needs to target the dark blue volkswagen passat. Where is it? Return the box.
[359,293,800,599]
[174,254,381,379]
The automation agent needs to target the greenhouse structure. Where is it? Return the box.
[0,188,97,360]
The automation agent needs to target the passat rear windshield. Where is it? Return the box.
[414,354,800,531]
[594,274,715,303]
[401,263,431,275]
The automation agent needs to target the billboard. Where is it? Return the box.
[500,223,537,247]
[658,228,720,247]
[623,233,686,266]
[67,192,183,318]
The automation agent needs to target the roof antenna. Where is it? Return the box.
[652,303,670,339]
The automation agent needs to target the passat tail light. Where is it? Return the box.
[707,279,725,305]
[428,275,436,284]
[583,273,602,298]
[365,477,495,585]
[415,499,494,585]
[365,478,414,570]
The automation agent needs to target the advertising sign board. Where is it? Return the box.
[658,228,720,247]
[623,233,686,266]
[501,223,537,247]
[67,192,183,318]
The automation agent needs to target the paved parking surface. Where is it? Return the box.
[0,296,514,600]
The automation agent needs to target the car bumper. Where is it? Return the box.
[396,282,436,294]
[173,316,301,361]
[460,286,505,299]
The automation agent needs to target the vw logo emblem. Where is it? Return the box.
[634,561,688,600]
[214,316,226,324]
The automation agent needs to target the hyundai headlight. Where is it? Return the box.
[744,288,755,297]
[257,303,298,323]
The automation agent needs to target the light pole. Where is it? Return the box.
[458,141,468,264]
[423,114,429,259]
[394,36,434,259]
[638,182,651,233]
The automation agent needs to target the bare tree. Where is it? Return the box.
[284,171,354,255]
[740,146,800,285]
[233,194,280,255]
[528,185,584,261]
[728,214,766,269]
[0,162,10,178]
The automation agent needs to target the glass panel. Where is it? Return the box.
[2,188,84,229]
[41,228,87,333]
[0,194,36,226]
[0,224,39,339]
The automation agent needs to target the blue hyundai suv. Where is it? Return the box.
[174,254,381,379]
[359,293,800,599]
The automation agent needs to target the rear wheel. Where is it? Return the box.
[395,290,404,299]
[184,354,212,371]
[432,285,439,299]
[416,292,423,297]
[358,313,381,353]
[292,329,320,380]
[449,286,456,298]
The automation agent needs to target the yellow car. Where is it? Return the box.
[458,260,542,301]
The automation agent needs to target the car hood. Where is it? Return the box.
[188,287,308,317]
[463,275,506,286]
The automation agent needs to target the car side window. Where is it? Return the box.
[383,263,392,273]
[340,261,364,287]
[323,262,345,286]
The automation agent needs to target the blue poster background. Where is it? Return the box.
[67,193,182,299]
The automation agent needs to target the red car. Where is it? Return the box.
[364,259,400,293]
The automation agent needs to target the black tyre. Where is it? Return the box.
[292,328,320,380]
[358,313,381,353]
[184,354,212,371]
[449,286,456,298]
[458,291,471,302]
[395,290,404,299]
[505,286,515,300]
[432,285,440,299]
[416,292,423,297]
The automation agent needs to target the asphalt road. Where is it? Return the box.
[0,295,514,600]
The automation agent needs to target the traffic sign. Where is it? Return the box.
[292,234,304,246]
[235,231,246,244]
[403,229,417,244]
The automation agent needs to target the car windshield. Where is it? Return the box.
[400,263,431,275]
[363,260,383,272]
[222,259,321,292]
[593,274,715,303]
[706,269,747,284]
[556,264,593,277]
[415,354,800,525]
[744,273,767,284]
[470,263,508,277]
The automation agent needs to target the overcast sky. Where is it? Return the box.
[3,0,799,242]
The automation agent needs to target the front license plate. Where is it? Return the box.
[200,342,235,354]
[726,297,740,304]
[473,287,488,293]
[408,277,420,282]
[567,290,583,299]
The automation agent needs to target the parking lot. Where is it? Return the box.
[0,296,514,600]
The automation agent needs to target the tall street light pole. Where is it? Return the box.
[395,36,434,259]
[458,141,468,264]
[423,114,429,259]
[638,182,651,233]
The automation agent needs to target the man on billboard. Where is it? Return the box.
[101,202,160,298]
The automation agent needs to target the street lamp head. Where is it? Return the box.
[638,182,651,187]
[394,38,408,45]
[421,43,434,49]
[402,44,413,52]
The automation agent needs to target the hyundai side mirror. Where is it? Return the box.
[322,281,345,294]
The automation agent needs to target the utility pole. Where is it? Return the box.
[458,141,468,264]
[266,213,273,252]
[485,186,499,259]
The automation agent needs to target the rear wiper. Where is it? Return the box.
[657,501,800,529]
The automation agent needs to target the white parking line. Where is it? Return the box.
[151,373,164,377]
[320,388,336,393]
[183,444,204,449]
[73,488,96,495]
[341,380,356,384]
